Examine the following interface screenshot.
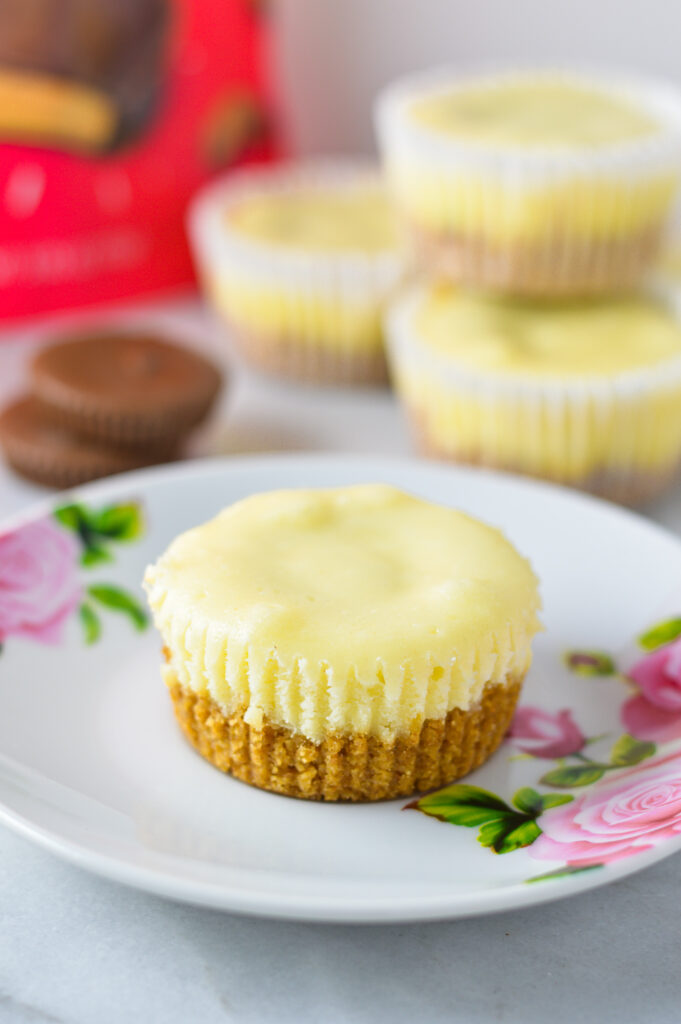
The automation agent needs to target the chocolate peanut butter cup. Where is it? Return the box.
[30,332,223,448]
[0,395,179,488]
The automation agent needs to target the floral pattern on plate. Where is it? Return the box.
[0,500,148,652]
[409,613,681,881]
[3,480,681,896]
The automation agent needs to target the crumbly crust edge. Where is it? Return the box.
[167,671,524,802]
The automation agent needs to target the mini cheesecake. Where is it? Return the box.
[387,283,681,505]
[376,69,681,296]
[188,161,404,386]
[144,484,541,801]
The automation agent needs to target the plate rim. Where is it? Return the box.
[3,793,680,923]
[4,448,681,548]
[3,451,681,923]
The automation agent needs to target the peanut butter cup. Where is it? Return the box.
[30,332,222,448]
[0,396,178,488]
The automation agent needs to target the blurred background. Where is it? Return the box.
[4,0,681,521]
[276,0,681,153]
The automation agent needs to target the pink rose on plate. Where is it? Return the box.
[530,750,681,866]
[0,518,82,646]
[622,640,681,743]
[507,706,585,759]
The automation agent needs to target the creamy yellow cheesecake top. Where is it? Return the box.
[409,77,661,149]
[144,484,540,741]
[226,186,399,253]
[411,286,681,380]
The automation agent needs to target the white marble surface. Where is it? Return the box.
[2,299,681,1023]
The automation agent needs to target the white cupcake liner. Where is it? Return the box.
[375,66,681,184]
[375,67,681,293]
[386,285,681,503]
[187,158,404,303]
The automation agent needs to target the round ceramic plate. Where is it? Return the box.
[2,455,681,923]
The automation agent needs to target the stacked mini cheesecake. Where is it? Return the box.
[189,67,681,505]
[376,68,681,505]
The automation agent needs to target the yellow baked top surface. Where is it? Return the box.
[414,287,681,378]
[226,187,399,252]
[409,78,660,149]
[144,485,540,740]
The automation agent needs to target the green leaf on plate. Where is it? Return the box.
[638,617,681,652]
[409,784,513,825]
[538,793,575,811]
[54,503,88,532]
[409,785,545,854]
[87,584,148,631]
[526,864,605,884]
[87,503,143,541]
[564,650,616,677]
[540,764,606,788]
[512,787,545,817]
[439,806,512,829]
[513,787,574,815]
[609,733,656,767]
[79,603,101,645]
[81,544,113,567]
[478,816,542,854]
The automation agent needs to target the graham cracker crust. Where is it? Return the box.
[228,325,389,387]
[408,223,662,296]
[167,674,523,802]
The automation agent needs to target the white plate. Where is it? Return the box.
[3,454,681,923]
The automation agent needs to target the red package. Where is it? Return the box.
[0,0,278,321]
